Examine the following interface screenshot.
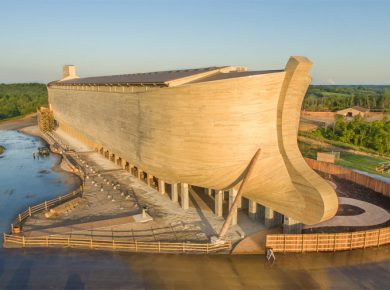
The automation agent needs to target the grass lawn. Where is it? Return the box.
[336,151,390,177]
[298,140,390,178]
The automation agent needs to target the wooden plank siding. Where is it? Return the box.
[266,228,390,253]
[47,56,339,225]
[305,158,390,197]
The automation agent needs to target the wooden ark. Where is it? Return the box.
[47,56,338,225]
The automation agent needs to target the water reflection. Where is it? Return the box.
[0,130,80,233]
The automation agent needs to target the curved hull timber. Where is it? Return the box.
[48,56,338,225]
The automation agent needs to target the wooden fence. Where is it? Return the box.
[266,227,390,253]
[3,234,231,254]
[305,158,390,197]
[9,186,83,233]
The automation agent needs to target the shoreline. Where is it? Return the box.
[18,125,82,187]
[0,113,38,131]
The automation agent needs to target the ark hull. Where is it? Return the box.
[48,56,338,225]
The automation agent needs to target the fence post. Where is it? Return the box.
[18,214,22,222]
[316,234,319,252]
[333,234,336,252]
[183,242,185,253]
[22,236,25,247]
[113,239,115,250]
[158,241,161,253]
[28,207,31,217]
[207,243,209,254]
[135,241,138,252]
[301,235,304,253]
[90,238,93,249]
[11,224,14,233]
[45,201,48,211]
[364,231,367,248]
[377,229,381,247]
[350,232,353,250]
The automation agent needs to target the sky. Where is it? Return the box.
[0,0,389,84]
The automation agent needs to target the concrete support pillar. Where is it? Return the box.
[264,207,283,228]
[171,183,179,202]
[248,200,257,220]
[283,216,303,234]
[229,188,241,208]
[214,190,223,217]
[228,188,238,225]
[147,174,154,187]
[137,169,143,180]
[180,183,189,210]
[158,179,165,194]
[204,188,213,196]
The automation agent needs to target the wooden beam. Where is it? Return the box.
[218,148,261,240]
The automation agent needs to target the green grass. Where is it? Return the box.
[335,151,390,177]
[298,140,390,178]
[0,145,5,155]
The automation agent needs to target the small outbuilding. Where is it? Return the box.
[336,106,369,118]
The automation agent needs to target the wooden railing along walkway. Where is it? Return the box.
[8,186,83,233]
[266,227,390,253]
[3,234,231,254]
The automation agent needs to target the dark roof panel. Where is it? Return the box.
[56,67,224,86]
[189,70,284,83]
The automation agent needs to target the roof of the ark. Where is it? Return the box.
[49,66,284,87]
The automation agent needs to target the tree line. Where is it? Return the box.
[312,115,390,154]
[0,83,47,120]
[302,85,390,112]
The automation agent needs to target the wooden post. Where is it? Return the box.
[11,224,14,233]
[218,149,261,240]
[45,201,48,211]
[364,231,367,248]
[135,241,138,252]
[377,229,381,247]
[22,236,25,247]
[18,213,22,222]
[350,232,353,250]
[28,207,31,217]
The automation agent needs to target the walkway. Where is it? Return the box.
[22,126,265,244]
[305,197,390,229]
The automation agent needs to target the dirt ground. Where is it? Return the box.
[0,113,37,131]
